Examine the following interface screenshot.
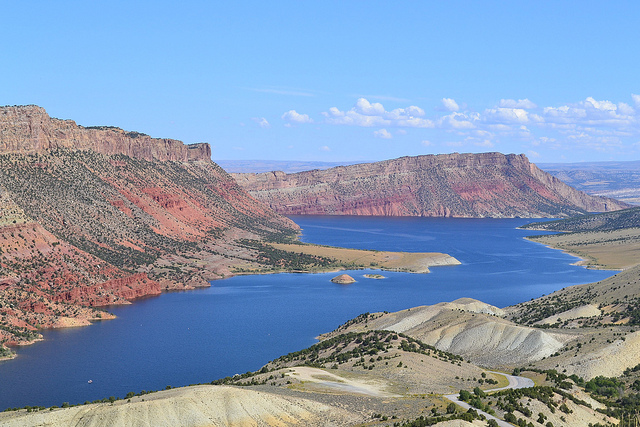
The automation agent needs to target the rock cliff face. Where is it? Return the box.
[234,153,630,218]
[0,106,299,350]
[0,105,210,162]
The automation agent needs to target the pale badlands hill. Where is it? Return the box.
[233,152,630,218]
[0,385,363,427]
[326,292,640,380]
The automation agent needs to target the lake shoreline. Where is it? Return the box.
[0,216,618,410]
[0,242,461,358]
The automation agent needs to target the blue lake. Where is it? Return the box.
[0,216,616,409]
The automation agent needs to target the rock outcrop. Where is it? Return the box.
[0,105,210,162]
[0,106,299,349]
[234,153,630,218]
[331,274,356,284]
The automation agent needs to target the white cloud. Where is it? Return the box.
[316,94,640,157]
[527,150,540,158]
[421,140,432,146]
[585,97,616,111]
[355,98,385,116]
[499,99,537,109]
[441,98,460,112]
[319,145,331,151]
[618,102,635,116]
[482,107,532,124]
[251,117,271,128]
[323,98,433,128]
[438,112,477,129]
[542,97,636,129]
[373,129,393,139]
[281,110,314,124]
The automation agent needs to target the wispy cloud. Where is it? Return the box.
[244,87,315,97]
[357,94,411,102]
[251,117,271,128]
[373,129,393,139]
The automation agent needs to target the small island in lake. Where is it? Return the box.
[331,274,356,284]
[363,274,386,279]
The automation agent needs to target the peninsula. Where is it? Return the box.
[0,106,458,357]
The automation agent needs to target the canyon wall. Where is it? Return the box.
[0,106,298,349]
[0,105,210,162]
[234,153,630,218]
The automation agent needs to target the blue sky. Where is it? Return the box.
[2,1,639,163]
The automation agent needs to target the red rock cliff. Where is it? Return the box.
[233,153,630,218]
[0,105,210,162]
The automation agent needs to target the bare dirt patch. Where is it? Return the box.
[528,227,640,269]
[270,243,460,273]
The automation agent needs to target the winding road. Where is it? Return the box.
[444,371,534,427]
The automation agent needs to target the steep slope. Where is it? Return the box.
[0,106,299,354]
[521,206,640,232]
[0,385,364,427]
[233,152,630,218]
[320,299,574,368]
[0,105,210,162]
[322,295,640,379]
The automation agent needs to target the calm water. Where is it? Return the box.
[0,216,615,409]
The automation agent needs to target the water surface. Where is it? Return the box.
[0,216,615,409]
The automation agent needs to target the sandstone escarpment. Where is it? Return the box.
[0,105,210,162]
[0,108,300,351]
[234,153,630,218]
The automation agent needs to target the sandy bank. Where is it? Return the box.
[269,242,460,273]
[0,385,363,427]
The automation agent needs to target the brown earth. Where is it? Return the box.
[269,242,460,273]
[0,106,301,352]
[527,227,640,270]
[233,152,630,218]
[331,274,356,284]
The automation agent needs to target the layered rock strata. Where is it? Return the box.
[234,153,630,218]
[0,105,210,162]
[0,106,299,350]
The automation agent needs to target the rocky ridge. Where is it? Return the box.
[233,152,630,218]
[0,106,299,351]
[0,105,210,162]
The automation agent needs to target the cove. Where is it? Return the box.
[0,216,616,409]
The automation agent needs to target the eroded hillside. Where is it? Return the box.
[233,152,630,218]
[0,106,301,355]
